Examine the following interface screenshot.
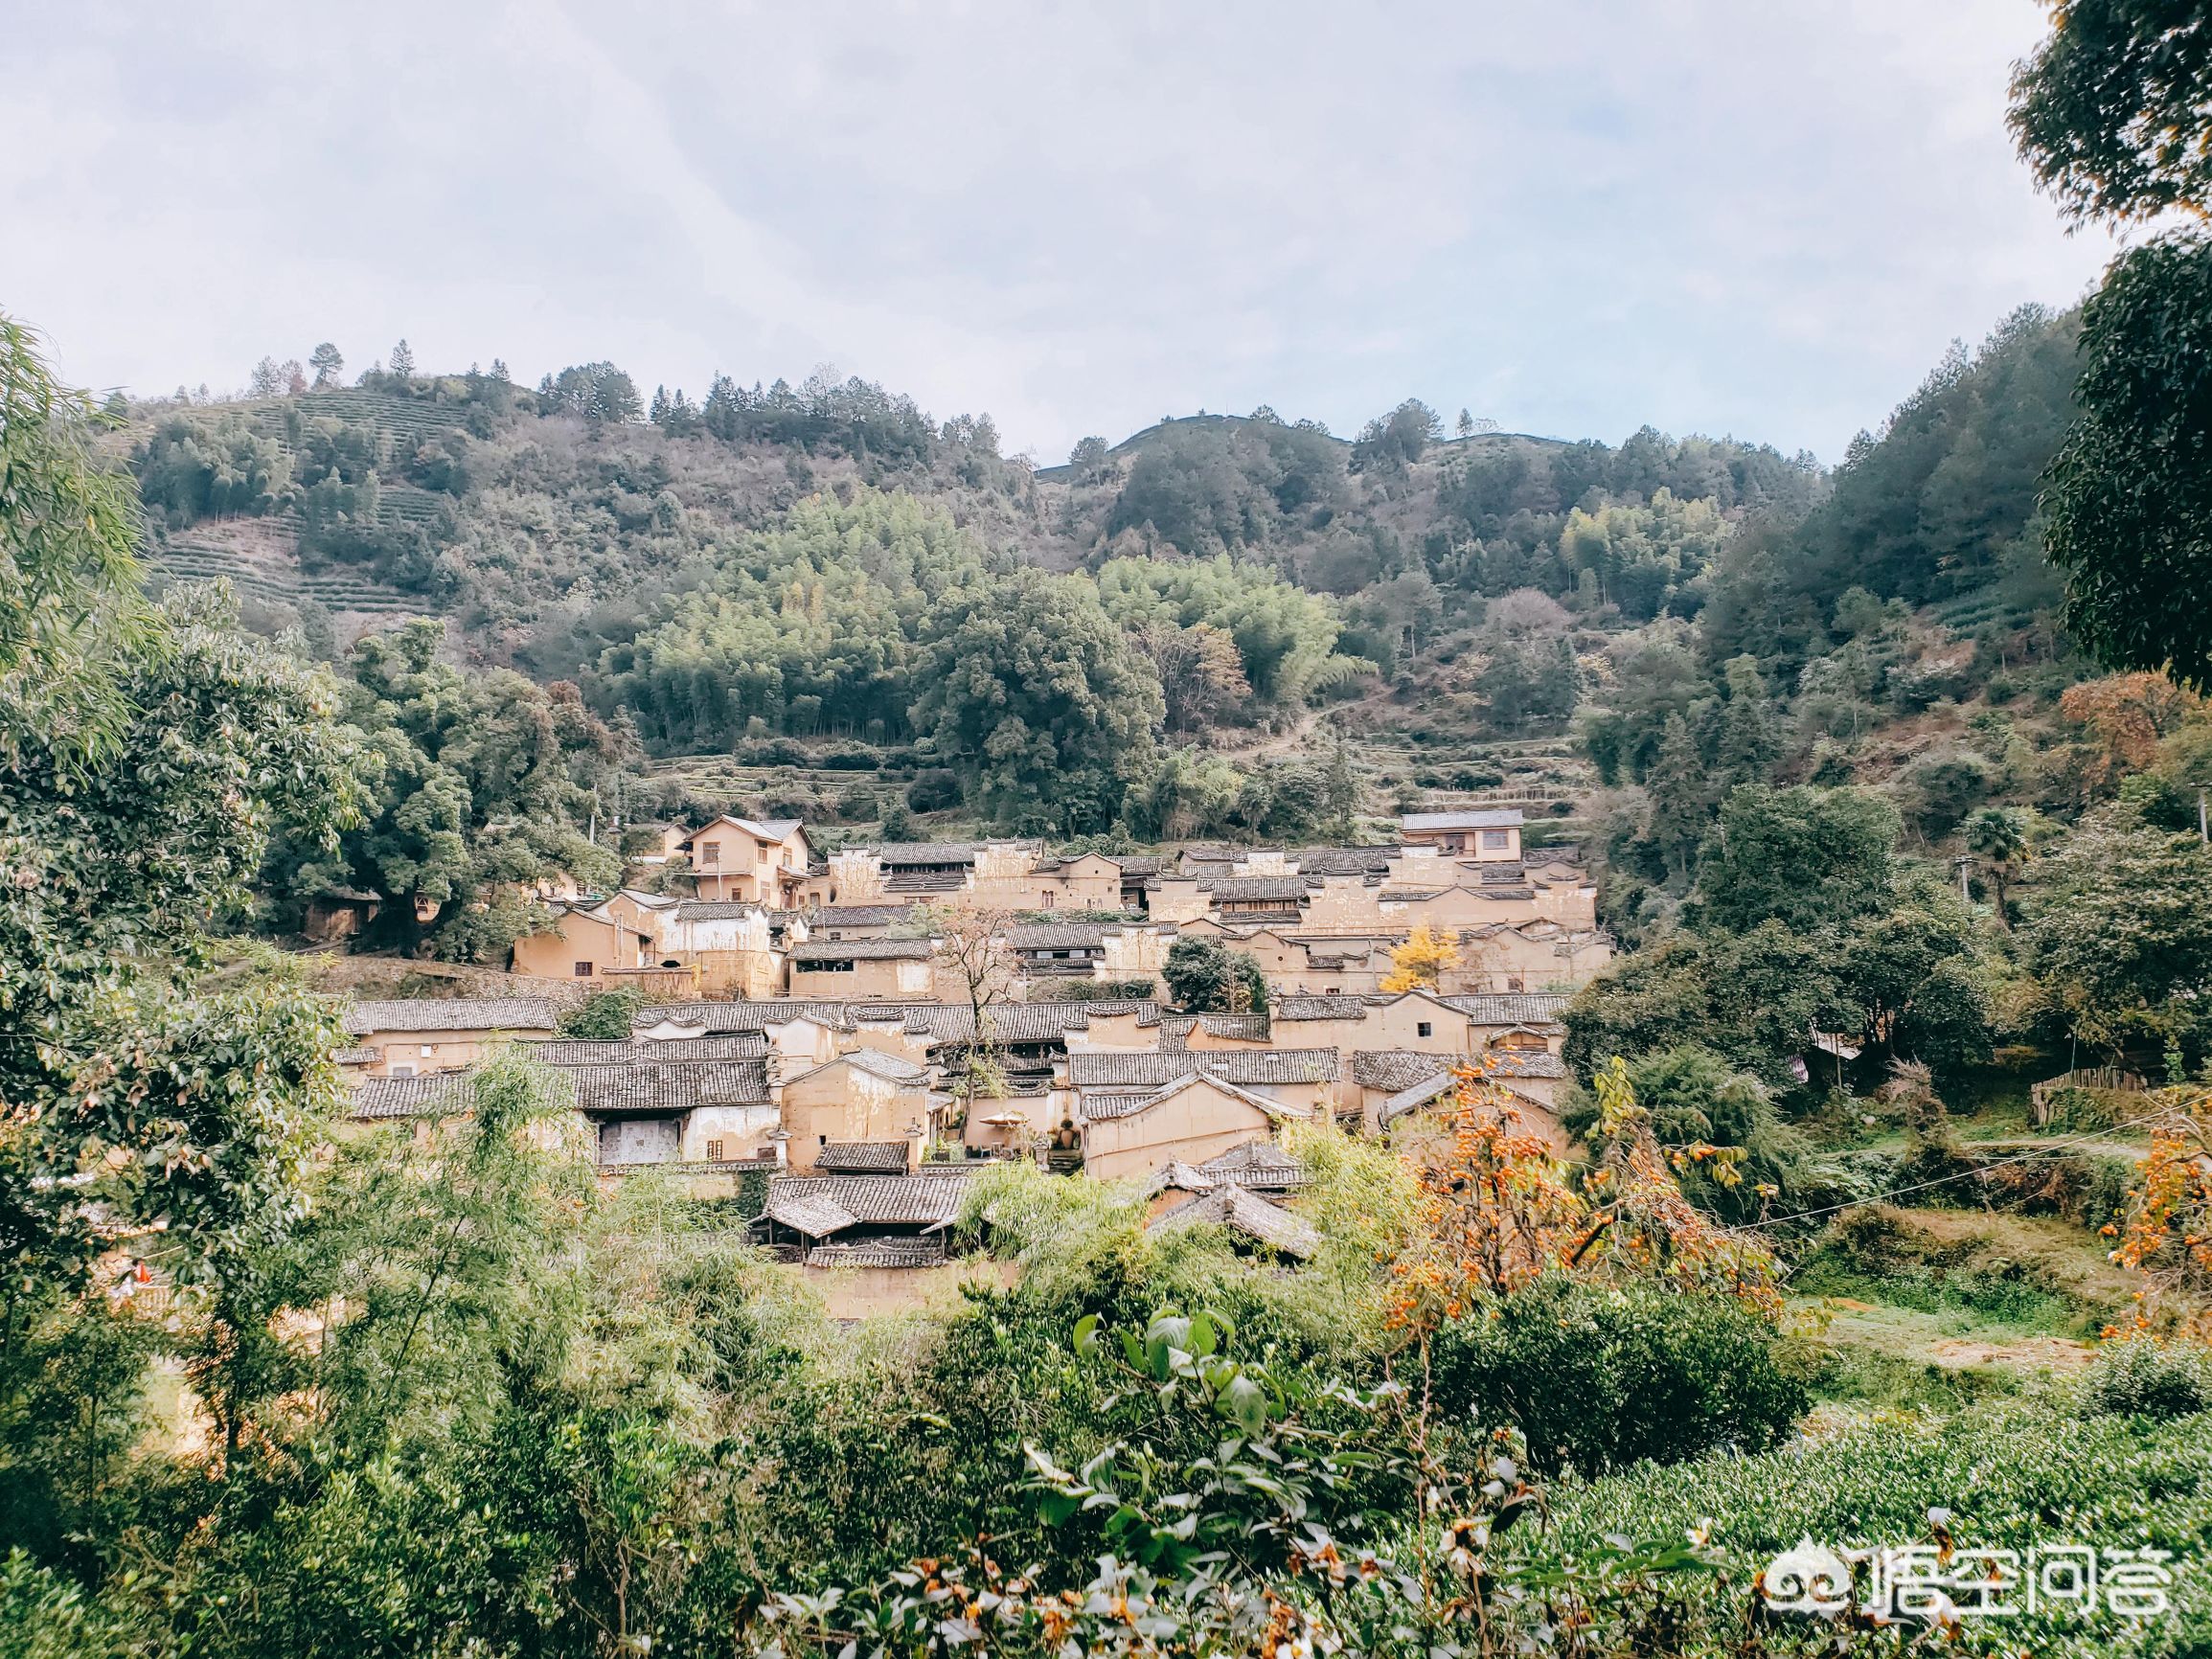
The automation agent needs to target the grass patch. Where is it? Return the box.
[1788,1204,2135,1338]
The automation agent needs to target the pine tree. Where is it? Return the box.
[1714,654,1780,785]
[1648,713,1709,882]
[308,341,344,389]
[1323,736,1359,839]
[389,338,416,382]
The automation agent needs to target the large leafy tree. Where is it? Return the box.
[0,319,361,1298]
[2022,801,2212,1054]
[2011,5,2212,686]
[910,567,1163,832]
[270,617,623,956]
[1689,784,1898,935]
[2011,3,2212,225]
[1160,936,1269,1015]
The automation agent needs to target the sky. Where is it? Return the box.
[3,1,2121,467]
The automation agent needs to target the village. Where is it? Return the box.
[332,807,1602,1293]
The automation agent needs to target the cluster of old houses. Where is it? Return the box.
[340,982,1572,1275]
[500,808,1608,1002]
[334,808,1600,1281]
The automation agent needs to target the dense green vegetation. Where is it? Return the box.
[15,10,2212,1652]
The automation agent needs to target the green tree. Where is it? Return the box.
[1645,713,1707,882]
[542,361,642,424]
[2022,801,2212,1054]
[1692,784,1899,935]
[2038,233,2212,688]
[1160,935,1268,1014]
[308,340,344,388]
[1967,806,2030,925]
[0,321,356,1298]
[388,337,416,381]
[1322,735,1359,839]
[267,619,622,955]
[2009,7,2212,687]
[2010,1,2212,225]
[909,568,1163,832]
[1711,653,1780,786]
[0,310,146,759]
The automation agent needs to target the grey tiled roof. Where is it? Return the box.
[349,1072,471,1119]
[332,1046,381,1065]
[1380,1071,1460,1125]
[759,1171,976,1226]
[1200,1141,1311,1186]
[805,1238,947,1267]
[1435,993,1572,1025]
[791,939,934,963]
[639,1000,862,1033]
[1488,1049,1567,1079]
[1402,809,1524,830]
[1193,1012,1270,1040]
[566,1059,771,1112]
[765,1193,858,1237]
[906,1002,1154,1044]
[1008,922,1109,949]
[537,1034,767,1066]
[1083,1072,1299,1122]
[672,900,769,921]
[815,1140,914,1173]
[342,997,560,1036]
[807,905,910,927]
[860,842,979,864]
[1069,1047,1340,1088]
[1200,875,1313,901]
[1273,995,1369,1022]
[1287,847,1400,875]
[1352,1050,1457,1093]
[1150,1184,1318,1258]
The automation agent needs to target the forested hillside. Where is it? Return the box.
[124,303,2098,926]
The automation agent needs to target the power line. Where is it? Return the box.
[1733,1103,2175,1235]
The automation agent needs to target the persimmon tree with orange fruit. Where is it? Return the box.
[2104,1086,2212,1341]
[1385,1056,1781,1343]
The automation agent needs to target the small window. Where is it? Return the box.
[390,1064,416,1079]
[1482,830,1511,850]
[700,841,721,866]
[420,1045,434,1057]
[706,1138,725,1163]
[1506,977,1524,991]
[1041,892,1056,906]
[1416,1021,1433,1038]
[574,961,594,977]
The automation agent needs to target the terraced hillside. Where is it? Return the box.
[144,516,432,640]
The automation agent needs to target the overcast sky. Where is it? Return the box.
[4,2,2117,466]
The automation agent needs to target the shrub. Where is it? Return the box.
[559,988,644,1038]
[1425,1276,1807,1475]
[2084,1339,2212,1420]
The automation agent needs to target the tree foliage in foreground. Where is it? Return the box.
[2012,3,2212,689]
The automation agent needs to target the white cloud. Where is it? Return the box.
[0,1,2118,464]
